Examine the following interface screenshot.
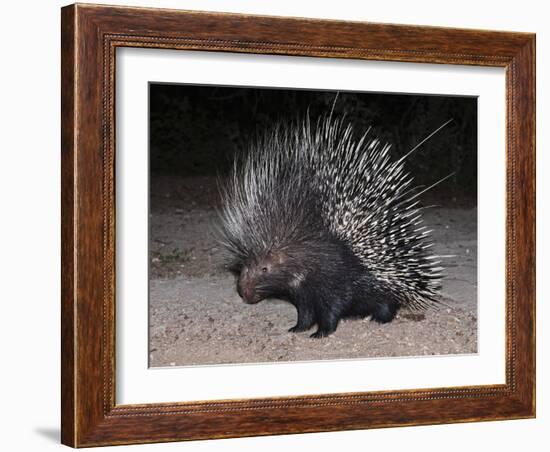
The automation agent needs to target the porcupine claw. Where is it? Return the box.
[288,324,309,333]
[310,329,332,339]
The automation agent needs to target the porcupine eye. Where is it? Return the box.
[262,267,268,273]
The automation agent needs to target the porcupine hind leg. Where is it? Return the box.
[370,297,399,323]
[349,275,400,323]
[368,286,400,324]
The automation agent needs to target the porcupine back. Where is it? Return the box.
[219,114,444,311]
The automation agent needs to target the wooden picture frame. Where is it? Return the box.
[61,3,535,447]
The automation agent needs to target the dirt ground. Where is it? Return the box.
[149,175,477,367]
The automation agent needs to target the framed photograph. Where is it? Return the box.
[61,3,535,447]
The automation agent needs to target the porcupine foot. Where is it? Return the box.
[310,329,332,339]
[310,309,341,338]
[289,323,313,333]
[289,317,315,333]
[289,319,315,333]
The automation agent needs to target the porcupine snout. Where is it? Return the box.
[237,268,261,304]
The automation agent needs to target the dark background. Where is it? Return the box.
[149,84,477,202]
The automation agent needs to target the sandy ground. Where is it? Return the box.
[149,175,477,367]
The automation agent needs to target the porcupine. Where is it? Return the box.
[218,112,451,338]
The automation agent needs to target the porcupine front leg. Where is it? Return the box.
[310,297,345,339]
[310,313,340,338]
[288,297,316,333]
